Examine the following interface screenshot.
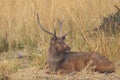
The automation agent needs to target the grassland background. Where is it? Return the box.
[0,0,120,80]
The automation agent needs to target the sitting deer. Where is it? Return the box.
[37,14,115,74]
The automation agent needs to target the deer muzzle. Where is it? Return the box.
[64,45,71,51]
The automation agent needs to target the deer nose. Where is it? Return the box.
[63,44,71,51]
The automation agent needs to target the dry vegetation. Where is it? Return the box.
[0,0,120,80]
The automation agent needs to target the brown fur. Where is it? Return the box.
[47,37,115,74]
[36,14,115,74]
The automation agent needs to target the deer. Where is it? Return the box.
[37,14,115,74]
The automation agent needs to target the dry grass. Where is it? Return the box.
[10,64,120,80]
[0,0,120,80]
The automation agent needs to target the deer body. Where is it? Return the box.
[52,52,115,74]
[37,14,115,74]
[48,46,115,74]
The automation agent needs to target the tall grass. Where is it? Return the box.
[0,0,120,78]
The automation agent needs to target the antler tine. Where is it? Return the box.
[114,5,120,11]
[57,19,64,37]
[62,30,71,38]
[37,13,55,36]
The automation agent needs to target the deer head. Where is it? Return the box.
[37,14,71,54]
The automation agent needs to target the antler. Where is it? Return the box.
[57,18,70,38]
[37,13,56,36]
[62,30,71,38]
[57,19,63,37]
[114,5,120,11]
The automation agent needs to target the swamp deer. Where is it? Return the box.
[37,14,115,74]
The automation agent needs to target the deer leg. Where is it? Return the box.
[95,63,115,73]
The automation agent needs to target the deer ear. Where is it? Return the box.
[52,35,57,41]
[62,30,70,40]
[51,36,57,44]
